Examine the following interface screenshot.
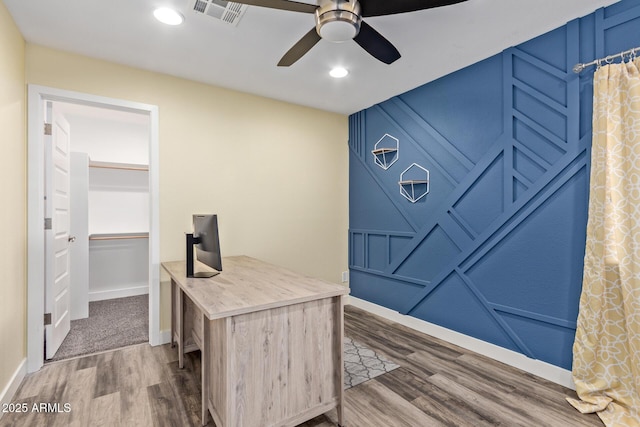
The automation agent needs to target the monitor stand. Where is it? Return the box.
[186,233,219,278]
[193,271,218,278]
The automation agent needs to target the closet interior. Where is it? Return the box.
[52,102,151,360]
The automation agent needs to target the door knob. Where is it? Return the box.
[68,236,76,243]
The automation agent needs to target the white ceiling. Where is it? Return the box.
[4,0,619,115]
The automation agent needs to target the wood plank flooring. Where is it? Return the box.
[1,305,602,427]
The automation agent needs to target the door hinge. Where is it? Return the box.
[44,217,52,230]
[44,123,52,136]
[44,313,52,326]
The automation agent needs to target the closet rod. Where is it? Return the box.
[573,46,640,73]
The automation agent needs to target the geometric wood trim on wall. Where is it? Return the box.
[348,1,640,369]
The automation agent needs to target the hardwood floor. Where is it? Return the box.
[1,305,602,427]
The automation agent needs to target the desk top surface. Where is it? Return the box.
[162,256,349,319]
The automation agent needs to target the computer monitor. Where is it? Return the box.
[186,214,222,278]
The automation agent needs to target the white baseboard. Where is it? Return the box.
[89,285,148,302]
[158,329,172,345]
[347,296,575,390]
[0,358,27,421]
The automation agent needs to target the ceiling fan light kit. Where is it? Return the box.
[315,0,361,42]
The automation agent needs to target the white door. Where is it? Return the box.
[45,105,73,359]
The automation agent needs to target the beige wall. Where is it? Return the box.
[25,45,349,330]
[0,1,26,401]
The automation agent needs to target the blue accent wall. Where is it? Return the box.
[348,0,640,370]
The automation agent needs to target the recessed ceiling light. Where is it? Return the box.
[329,67,349,78]
[154,7,184,26]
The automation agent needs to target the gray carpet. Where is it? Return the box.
[48,294,149,362]
[344,336,400,389]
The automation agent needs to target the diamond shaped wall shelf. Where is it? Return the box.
[399,163,430,203]
[371,134,399,170]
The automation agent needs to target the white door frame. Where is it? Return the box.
[27,84,161,373]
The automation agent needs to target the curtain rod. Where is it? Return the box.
[573,46,640,73]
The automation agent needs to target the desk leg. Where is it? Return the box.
[170,280,175,348]
[336,296,345,426]
[177,287,184,369]
[201,313,210,426]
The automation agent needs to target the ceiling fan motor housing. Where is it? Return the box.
[315,0,362,42]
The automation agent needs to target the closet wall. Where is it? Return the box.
[63,103,150,318]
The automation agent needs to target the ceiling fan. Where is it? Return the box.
[230,0,468,66]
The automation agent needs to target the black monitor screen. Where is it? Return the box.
[188,214,222,277]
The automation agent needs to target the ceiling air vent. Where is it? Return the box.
[191,0,248,26]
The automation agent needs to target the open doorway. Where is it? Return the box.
[27,85,161,373]
[46,101,151,361]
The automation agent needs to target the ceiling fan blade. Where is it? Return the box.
[360,0,467,17]
[278,28,322,66]
[230,0,317,13]
[353,21,401,65]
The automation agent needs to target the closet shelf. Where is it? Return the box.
[89,232,149,241]
[89,160,148,171]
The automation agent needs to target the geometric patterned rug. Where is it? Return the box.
[344,336,400,389]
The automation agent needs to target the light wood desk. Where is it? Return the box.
[162,256,349,427]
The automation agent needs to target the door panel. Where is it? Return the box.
[45,106,72,359]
